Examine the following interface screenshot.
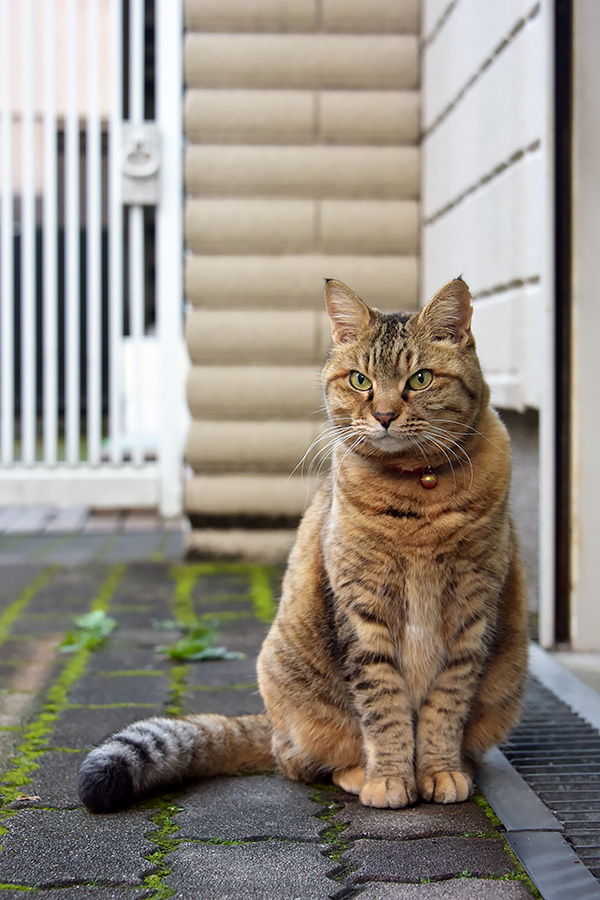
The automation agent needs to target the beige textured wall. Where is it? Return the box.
[183,0,421,553]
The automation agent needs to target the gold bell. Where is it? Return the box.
[419,469,438,490]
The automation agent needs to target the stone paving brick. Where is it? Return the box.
[194,573,252,597]
[205,615,265,636]
[194,596,254,617]
[112,626,179,652]
[1,636,43,661]
[210,627,268,657]
[0,661,20,688]
[84,642,172,674]
[0,808,156,887]
[115,561,175,601]
[165,840,335,899]
[183,686,265,716]
[113,604,173,623]
[53,705,161,749]
[108,608,172,630]
[101,533,165,562]
[357,881,535,899]
[186,654,259,687]
[0,536,57,563]
[25,568,108,615]
[66,672,169,706]
[348,837,515,883]
[41,534,116,564]
[18,749,83,808]
[339,799,493,839]
[175,774,323,840]
[21,890,152,899]
[0,563,49,606]
[13,613,82,636]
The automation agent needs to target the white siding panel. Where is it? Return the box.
[423,14,543,218]
[423,0,539,130]
[422,152,543,301]
[472,286,542,410]
[422,0,453,40]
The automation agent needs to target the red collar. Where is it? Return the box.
[387,463,438,476]
[386,462,442,489]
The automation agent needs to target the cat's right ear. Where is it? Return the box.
[324,279,372,345]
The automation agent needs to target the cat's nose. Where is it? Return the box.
[373,411,398,429]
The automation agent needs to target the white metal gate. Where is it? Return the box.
[0,0,185,516]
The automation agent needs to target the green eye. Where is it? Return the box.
[349,371,372,391]
[407,369,433,391]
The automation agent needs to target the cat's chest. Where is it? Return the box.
[397,563,446,703]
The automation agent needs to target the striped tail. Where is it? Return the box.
[78,713,274,813]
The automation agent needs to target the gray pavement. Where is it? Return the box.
[0,557,538,899]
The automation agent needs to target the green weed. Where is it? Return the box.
[59,609,117,653]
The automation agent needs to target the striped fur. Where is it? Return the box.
[79,278,528,812]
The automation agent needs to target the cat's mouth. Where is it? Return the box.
[364,429,415,453]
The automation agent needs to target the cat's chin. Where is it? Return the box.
[365,432,415,455]
[369,431,408,447]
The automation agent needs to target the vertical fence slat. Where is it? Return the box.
[129,0,145,467]
[86,0,102,465]
[156,0,184,516]
[108,0,123,464]
[65,0,80,465]
[43,0,58,465]
[129,205,145,466]
[0,0,14,464]
[20,0,36,465]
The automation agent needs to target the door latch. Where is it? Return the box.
[121,123,161,205]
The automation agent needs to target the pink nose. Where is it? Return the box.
[374,411,397,429]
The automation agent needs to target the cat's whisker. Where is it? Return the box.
[405,433,430,466]
[289,426,356,481]
[430,418,509,456]
[418,434,457,491]
[306,429,361,482]
[332,434,368,489]
[425,426,475,490]
[307,439,346,481]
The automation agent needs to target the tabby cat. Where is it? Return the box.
[79,277,528,813]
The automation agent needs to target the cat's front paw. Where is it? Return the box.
[360,775,417,808]
[332,765,365,795]
[418,770,472,804]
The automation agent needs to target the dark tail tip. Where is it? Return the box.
[78,752,135,814]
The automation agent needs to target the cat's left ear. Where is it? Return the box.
[324,279,374,345]
[417,278,474,349]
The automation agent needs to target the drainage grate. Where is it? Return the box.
[502,675,600,880]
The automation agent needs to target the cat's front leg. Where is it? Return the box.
[415,651,483,804]
[342,608,417,808]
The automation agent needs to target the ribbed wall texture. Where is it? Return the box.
[421,0,549,411]
[183,0,421,558]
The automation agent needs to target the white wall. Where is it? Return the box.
[421,0,552,412]
[570,0,600,651]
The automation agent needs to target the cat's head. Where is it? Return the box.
[322,278,487,466]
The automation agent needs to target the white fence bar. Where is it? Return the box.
[0,465,160,507]
[43,0,58,466]
[20,0,36,465]
[129,0,145,467]
[0,0,14,464]
[86,0,102,465]
[108,0,123,464]
[129,205,145,466]
[156,0,184,516]
[65,0,80,465]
